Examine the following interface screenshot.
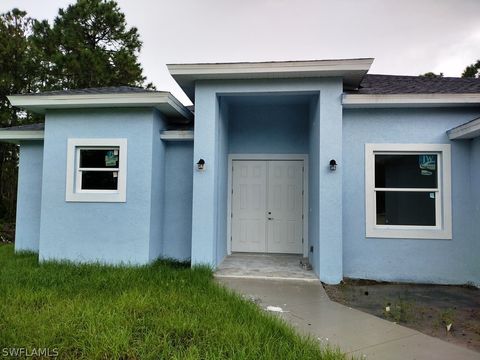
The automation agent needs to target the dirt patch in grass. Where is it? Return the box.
[324,279,480,352]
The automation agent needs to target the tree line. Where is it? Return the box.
[0,0,151,241]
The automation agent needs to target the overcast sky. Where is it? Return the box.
[2,0,480,105]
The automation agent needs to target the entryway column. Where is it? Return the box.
[318,82,343,284]
[190,84,218,266]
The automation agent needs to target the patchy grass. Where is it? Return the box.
[0,245,345,359]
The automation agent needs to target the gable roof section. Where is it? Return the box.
[167,58,374,102]
[344,74,480,108]
[8,87,193,120]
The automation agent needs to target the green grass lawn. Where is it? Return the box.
[0,245,345,359]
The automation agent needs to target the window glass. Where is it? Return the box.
[375,154,437,188]
[376,191,436,226]
[81,171,118,190]
[80,149,119,168]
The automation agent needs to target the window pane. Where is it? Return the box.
[376,191,436,226]
[375,154,437,188]
[80,149,119,168]
[81,171,118,190]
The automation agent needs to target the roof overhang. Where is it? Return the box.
[168,58,374,102]
[447,117,480,140]
[7,92,193,120]
[0,130,44,144]
[343,93,480,108]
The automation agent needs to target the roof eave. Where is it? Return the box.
[7,92,193,120]
[167,58,374,102]
[0,130,44,144]
[343,93,480,108]
[447,117,480,140]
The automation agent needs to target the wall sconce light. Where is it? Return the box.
[197,159,205,171]
[329,159,337,171]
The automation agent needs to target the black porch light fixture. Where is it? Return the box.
[197,158,205,171]
[329,159,337,171]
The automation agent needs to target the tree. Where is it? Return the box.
[420,72,444,78]
[462,60,480,78]
[0,9,41,228]
[33,0,152,90]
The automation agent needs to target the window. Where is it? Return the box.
[365,144,451,239]
[66,139,127,202]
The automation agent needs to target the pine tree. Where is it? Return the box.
[462,60,480,78]
[33,0,152,90]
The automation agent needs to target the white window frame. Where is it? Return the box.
[66,138,127,202]
[365,143,452,239]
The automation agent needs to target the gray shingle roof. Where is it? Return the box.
[1,123,44,131]
[16,86,158,96]
[356,74,480,94]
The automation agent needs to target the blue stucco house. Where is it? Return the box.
[1,58,480,286]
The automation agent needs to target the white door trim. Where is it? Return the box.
[227,154,309,257]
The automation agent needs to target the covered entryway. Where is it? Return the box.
[230,159,304,254]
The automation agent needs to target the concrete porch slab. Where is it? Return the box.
[215,253,318,281]
[217,277,480,360]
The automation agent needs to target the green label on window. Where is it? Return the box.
[419,155,436,171]
[105,151,118,167]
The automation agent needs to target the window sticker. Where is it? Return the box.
[104,150,119,167]
[419,155,436,171]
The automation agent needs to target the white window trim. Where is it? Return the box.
[365,143,452,240]
[66,138,127,202]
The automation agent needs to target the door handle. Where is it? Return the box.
[267,217,274,220]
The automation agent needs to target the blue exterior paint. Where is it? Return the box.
[228,102,309,154]
[15,141,43,251]
[215,99,229,265]
[343,107,480,285]
[148,110,167,261]
[162,142,194,261]
[471,137,480,284]
[191,78,344,284]
[308,97,320,275]
[9,79,480,286]
[39,109,163,265]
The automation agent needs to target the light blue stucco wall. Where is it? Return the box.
[308,97,320,274]
[39,108,163,265]
[343,107,480,285]
[470,137,480,284]
[215,99,229,265]
[192,78,344,284]
[162,141,194,261]
[149,110,166,261]
[15,141,43,251]
[228,102,309,154]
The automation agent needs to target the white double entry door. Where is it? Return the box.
[231,160,304,254]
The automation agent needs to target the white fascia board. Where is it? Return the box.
[447,117,480,140]
[168,58,374,101]
[343,93,480,108]
[0,130,44,143]
[160,130,194,141]
[8,92,192,120]
[167,58,374,76]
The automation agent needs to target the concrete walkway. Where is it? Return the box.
[217,277,480,360]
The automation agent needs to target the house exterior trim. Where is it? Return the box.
[8,92,192,120]
[343,93,480,108]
